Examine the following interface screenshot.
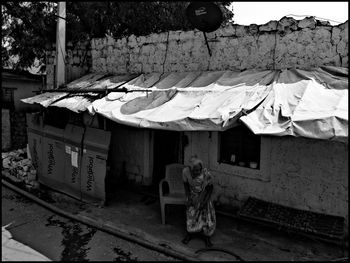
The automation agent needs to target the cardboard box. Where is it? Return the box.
[62,124,85,200]
[80,127,111,202]
[41,125,66,191]
[26,113,43,179]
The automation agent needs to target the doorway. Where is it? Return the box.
[152,130,182,186]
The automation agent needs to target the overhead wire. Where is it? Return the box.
[283,14,344,24]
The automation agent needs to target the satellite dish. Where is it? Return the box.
[186,2,223,33]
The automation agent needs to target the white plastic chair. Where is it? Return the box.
[159,163,187,224]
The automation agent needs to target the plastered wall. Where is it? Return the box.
[184,131,348,223]
[91,17,348,74]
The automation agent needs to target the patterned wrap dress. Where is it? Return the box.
[182,167,216,237]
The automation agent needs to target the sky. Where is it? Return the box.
[230,2,348,25]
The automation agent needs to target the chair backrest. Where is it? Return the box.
[165,163,187,195]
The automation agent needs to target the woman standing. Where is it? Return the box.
[182,156,216,247]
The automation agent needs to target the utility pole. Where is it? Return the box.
[55,2,66,89]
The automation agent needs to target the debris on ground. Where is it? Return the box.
[2,147,39,190]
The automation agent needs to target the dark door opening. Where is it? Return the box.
[152,130,182,186]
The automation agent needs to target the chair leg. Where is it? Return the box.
[161,202,166,224]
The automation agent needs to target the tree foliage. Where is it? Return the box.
[2,1,234,71]
[2,2,57,71]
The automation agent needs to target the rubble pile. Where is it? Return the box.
[2,147,39,189]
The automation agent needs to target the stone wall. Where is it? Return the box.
[91,17,348,74]
[45,41,92,89]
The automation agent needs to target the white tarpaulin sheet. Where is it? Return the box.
[21,67,348,141]
[240,67,348,143]
[92,70,278,130]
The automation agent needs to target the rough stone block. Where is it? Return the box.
[128,63,142,73]
[323,55,341,66]
[297,29,313,44]
[279,17,298,31]
[332,27,341,45]
[157,43,167,51]
[102,48,109,58]
[298,17,317,29]
[233,25,247,37]
[91,49,100,59]
[179,31,195,40]
[66,49,73,58]
[128,35,137,48]
[141,44,151,54]
[340,25,348,42]
[341,55,348,67]
[314,27,331,41]
[248,24,259,35]
[152,63,163,73]
[73,56,80,64]
[337,40,347,56]
[137,35,146,44]
[168,30,181,41]
[107,35,114,46]
[218,24,235,37]
[259,20,278,32]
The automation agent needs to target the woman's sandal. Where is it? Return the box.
[182,234,192,244]
[205,237,213,247]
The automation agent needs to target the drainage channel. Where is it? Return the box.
[2,179,199,262]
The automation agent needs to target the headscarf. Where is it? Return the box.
[189,156,204,171]
[188,155,212,187]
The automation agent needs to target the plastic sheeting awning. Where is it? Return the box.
[91,70,277,131]
[21,73,135,113]
[21,67,348,142]
[240,67,348,143]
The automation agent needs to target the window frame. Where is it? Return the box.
[218,125,261,170]
[208,131,271,182]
